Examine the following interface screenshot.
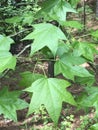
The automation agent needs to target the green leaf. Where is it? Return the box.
[85,86,98,94]
[69,0,80,7]
[0,51,16,73]
[91,30,98,38]
[56,41,70,57]
[0,35,14,51]
[23,23,66,56]
[24,77,76,124]
[0,87,28,121]
[61,52,86,65]
[73,41,97,61]
[38,0,76,22]
[22,11,34,25]
[77,86,98,116]
[55,60,74,80]
[75,76,95,86]
[0,35,16,72]
[20,71,45,87]
[41,46,54,58]
[63,21,83,29]
[5,16,22,24]
[55,60,93,80]
[90,123,98,130]
[72,66,93,77]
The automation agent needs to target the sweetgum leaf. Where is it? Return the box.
[23,23,66,56]
[0,35,16,73]
[5,16,22,24]
[20,71,45,87]
[56,41,70,57]
[0,51,16,73]
[55,60,93,81]
[0,87,28,121]
[55,60,74,80]
[77,87,98,116]
[75,76,95,86]
[69,0,80,7]
[0,35,14,51]
[90,123,98,130]
[73,41,97,61]
[61,52,86,65]
[72,66,93,77]
[37,0,76,22]
[63,21,83,29]
[25,78,76,124]
[22,12,34,25]
[91,30,98,38]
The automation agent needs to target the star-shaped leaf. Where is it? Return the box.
[0,35,16,73]
[77,86,98,117]
[91,30,98,38]
[20,71,45,87]
[55,60,93,80]
[0,87,28,121]
[63,21,83,29]
[75,76,95,86]
[0,35,14,51]
[90,123,98,130]
[37,0,76,22]
[73,41,97,61]
[0,51,16,73]
[55,60,74,80]
[25,77,76,124]
[23,23,66,56]
[61,52,86,65]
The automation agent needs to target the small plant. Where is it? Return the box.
[78,115,90,130]
[60,115,74,130]
[76,115,98,130]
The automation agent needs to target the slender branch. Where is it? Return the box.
[75,33,91,38]
[83,0,86,31]
[18,57,56,62]
[9,28,32,37]
[33,61,39,74]
[0,69,9,78]
[16,44,31,57]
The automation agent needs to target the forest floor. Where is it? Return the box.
[0,5,98,130]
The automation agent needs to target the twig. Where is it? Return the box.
[75,33,91,38]
[16,44,31,57]
[0,44,31,79]
[83,0,86,31]
[9,28,32,37]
